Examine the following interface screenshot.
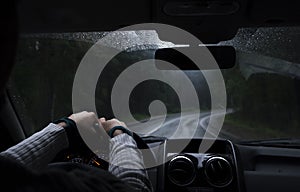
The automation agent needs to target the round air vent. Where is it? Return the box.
[204,156,233,187]
[167,155,196,186]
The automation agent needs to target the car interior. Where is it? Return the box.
[1,0,300,192]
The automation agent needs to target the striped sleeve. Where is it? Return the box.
[109,133,153,192]
[0,123,69,170]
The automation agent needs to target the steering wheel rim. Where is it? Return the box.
[132,132,157,168]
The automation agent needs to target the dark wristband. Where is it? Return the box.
[53,117,84,149]
[108,126,133,138]
[54,117,77,130]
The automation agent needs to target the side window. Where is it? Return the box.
[7,36,92,136]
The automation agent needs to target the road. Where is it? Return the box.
[127,110,235,139]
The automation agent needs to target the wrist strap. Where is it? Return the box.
[53,117,77,130]
[53,117,84,149]
[108,126,133,138]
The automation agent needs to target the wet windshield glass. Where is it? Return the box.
[8,26,300,141]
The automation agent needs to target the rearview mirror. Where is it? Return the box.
[154,45,236,70]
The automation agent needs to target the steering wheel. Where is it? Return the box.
[132,132,157,168]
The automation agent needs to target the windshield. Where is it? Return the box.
[8,26,300,142]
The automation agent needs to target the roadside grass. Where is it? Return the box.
[223,114,300,140]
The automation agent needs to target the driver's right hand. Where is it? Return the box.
[99,118,127,137]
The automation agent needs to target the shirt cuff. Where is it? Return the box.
[110,133,136,146]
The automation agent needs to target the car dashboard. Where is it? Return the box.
[144,138,243,192]
[55,136,300,192]
[143,137,300,192]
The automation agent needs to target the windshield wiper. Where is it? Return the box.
[239,138,300,149]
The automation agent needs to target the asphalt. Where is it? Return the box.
[127,110,235,139]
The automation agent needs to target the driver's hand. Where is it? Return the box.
[68,111,110,152]
[68,111,101,139]
[69,111,99,130]
[99,118,127,137]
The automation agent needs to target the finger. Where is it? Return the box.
[99,117,106,123]
[120,122,127,128]
[87,111,97,117]
[112,118,121,123]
